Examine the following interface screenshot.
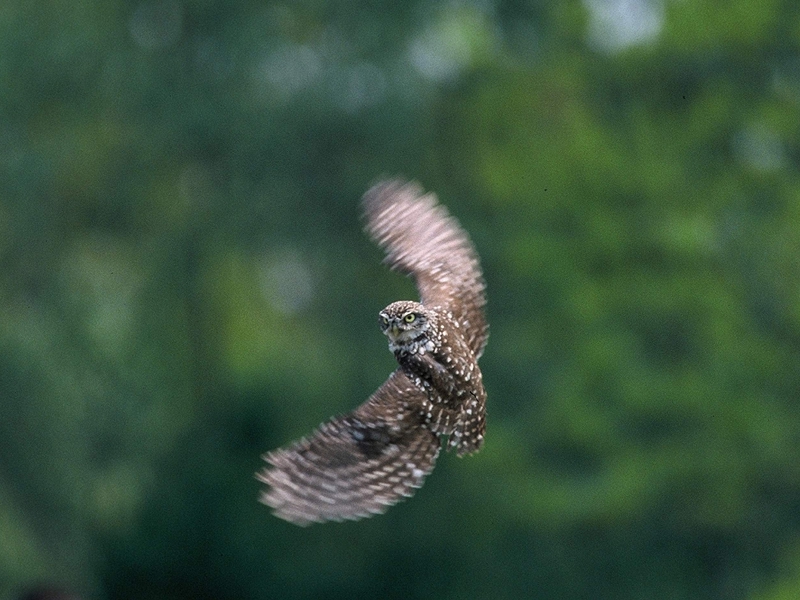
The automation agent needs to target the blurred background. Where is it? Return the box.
[2,0,800,598]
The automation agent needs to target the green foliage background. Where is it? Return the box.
[2,0,800,598]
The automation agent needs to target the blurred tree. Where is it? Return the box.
[1,0,800,599]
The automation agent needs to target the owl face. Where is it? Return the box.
[379,301,429,344]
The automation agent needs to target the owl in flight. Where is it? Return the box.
[257,180,488,525]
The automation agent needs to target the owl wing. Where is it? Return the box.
[363,180,488,358]
[257,370,440,526]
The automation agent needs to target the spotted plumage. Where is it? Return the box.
[257,180,488,525]
[378,300,485,455]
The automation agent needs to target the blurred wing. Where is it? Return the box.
[363,180,488,357]
[257,371,440,526]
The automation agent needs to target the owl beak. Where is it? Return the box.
[389,324,400,339]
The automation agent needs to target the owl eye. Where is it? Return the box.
[403,313,416,323]
[381,316,389,327]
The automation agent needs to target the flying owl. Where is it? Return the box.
[257,180,488,525]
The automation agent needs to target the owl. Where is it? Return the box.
[257,180,488,525]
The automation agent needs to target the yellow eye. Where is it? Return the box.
[404,313,416,323]
[381,316,389,327]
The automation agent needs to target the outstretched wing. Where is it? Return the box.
[363,180,488,358]
[257,371,440,526]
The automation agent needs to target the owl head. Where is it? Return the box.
[379,301,429,344]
